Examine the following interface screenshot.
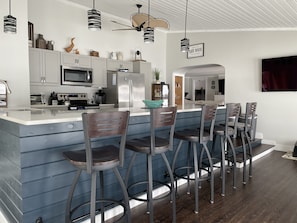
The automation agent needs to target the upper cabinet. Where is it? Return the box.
[29,49,152,91]
[61,53,91,68]
[92,57,107,88]
[29,48,61,85]
[106,59,133,72]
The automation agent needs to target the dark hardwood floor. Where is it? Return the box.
[128,146,297,223]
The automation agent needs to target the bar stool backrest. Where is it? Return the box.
[199,104,218,143]
[150,106,177,155]
[82,111,130,173]
[244,102,257,133]
[225,103,241,136]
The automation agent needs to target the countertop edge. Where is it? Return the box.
[0,106,225,125]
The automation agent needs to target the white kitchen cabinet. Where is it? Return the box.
[133,61,152,100]
[92,57,107,88]
[29,48,61,85]
[61,53,91,68]
[106,59,133,72]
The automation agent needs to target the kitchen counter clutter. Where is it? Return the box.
[0,105,226,223]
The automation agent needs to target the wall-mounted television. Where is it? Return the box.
[262,55,297,91]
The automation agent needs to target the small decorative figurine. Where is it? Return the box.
[64,37,75,53]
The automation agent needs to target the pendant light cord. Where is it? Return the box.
[148,0,151,27]
[184,0,188,38]
[9,0,11,15]
[93,0,95,9]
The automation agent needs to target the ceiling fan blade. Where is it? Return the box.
[111,20,132,28]
[132,13,154,27]
[147,18,170,29]
[112,28,137,31]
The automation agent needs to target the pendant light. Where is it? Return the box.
[144,0,154,43]
[181,0,190,52]
[88,0,101,31]
[3,0,16,34]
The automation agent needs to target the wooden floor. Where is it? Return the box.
[128,146,297,223]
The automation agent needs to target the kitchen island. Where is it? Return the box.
[0,105,227,223]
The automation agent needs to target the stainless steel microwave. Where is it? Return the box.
[61,66,93,87]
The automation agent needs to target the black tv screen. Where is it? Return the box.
[262,55,297,91]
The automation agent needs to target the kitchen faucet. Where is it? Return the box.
[0,80,12,94]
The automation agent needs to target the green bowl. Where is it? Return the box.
[142,100,163,108]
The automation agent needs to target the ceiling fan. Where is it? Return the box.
[112,4,169,32]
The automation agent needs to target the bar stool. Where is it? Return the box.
[237,102,257,184]
[172,104,217,214]
[125,106,177,223]
[210,103,241,196]
[63,111,130,223]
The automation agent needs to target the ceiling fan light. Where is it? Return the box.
[144,27,154,43]
[88,8,101,31]
[181,37,189,52]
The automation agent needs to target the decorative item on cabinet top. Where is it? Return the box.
[133,50,146,62]
[64,37,75,53]
[46,40,54,50]
[35,33,54,50]
[90,50,99,57]
[110,52,117,60]
[36,34,46,49]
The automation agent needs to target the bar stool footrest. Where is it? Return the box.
[69,199,128,223]
[127,180,172,202]
[174,166,211,182]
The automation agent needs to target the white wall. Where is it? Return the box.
[0,0,30,107]
[167,31,297,151]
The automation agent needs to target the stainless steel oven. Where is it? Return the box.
[61,65,93,87]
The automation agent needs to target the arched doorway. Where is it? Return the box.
[172,64,225,109]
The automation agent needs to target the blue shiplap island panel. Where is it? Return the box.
[0,108,228,223]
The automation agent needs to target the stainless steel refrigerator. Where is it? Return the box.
[105,71,145,108]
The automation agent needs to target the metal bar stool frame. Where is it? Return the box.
[209,103,241,196]
[125,106,177,223]
[171,104,218,214]
[237,102,257,184]
[63,111,131,223]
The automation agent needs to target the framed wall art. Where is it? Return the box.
[28,22,34,47]
[187,43,204,59]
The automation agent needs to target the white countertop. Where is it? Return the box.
[0,104,224,125]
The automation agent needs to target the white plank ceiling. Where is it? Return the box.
[67,0,297,32]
